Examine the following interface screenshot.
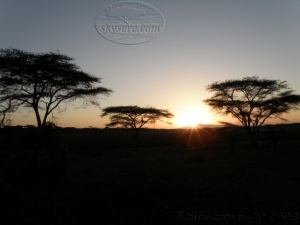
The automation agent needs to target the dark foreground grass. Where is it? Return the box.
[1,128,300,225]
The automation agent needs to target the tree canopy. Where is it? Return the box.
[0,48,113,130]
[101,105,174,138]
[204,76,300,145]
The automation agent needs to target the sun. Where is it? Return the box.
[176,107,212,127]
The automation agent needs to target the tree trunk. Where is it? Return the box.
[133,128,140,150]
[244,127,258,148]
[135,129,139,139]
[31,106,46,165]
[249,132,258,148]
[31,126,43,166]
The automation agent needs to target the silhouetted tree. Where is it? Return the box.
[0,98,17,127]
[204,76,300,146]
[101,106,174,138]
[0,48,113,160]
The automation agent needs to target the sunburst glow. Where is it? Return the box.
[176,107,212,127]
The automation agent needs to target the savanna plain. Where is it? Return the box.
[1,124,300,225]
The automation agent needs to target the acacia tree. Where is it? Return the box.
[0,48,113,132]
[0,48,113,162]
[101,105,174,138]
[204,76,300,146]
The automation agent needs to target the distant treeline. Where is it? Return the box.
[1,123,300,150]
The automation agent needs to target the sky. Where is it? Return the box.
[1,0,300,128]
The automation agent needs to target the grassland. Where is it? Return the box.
[0,125,300,225]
